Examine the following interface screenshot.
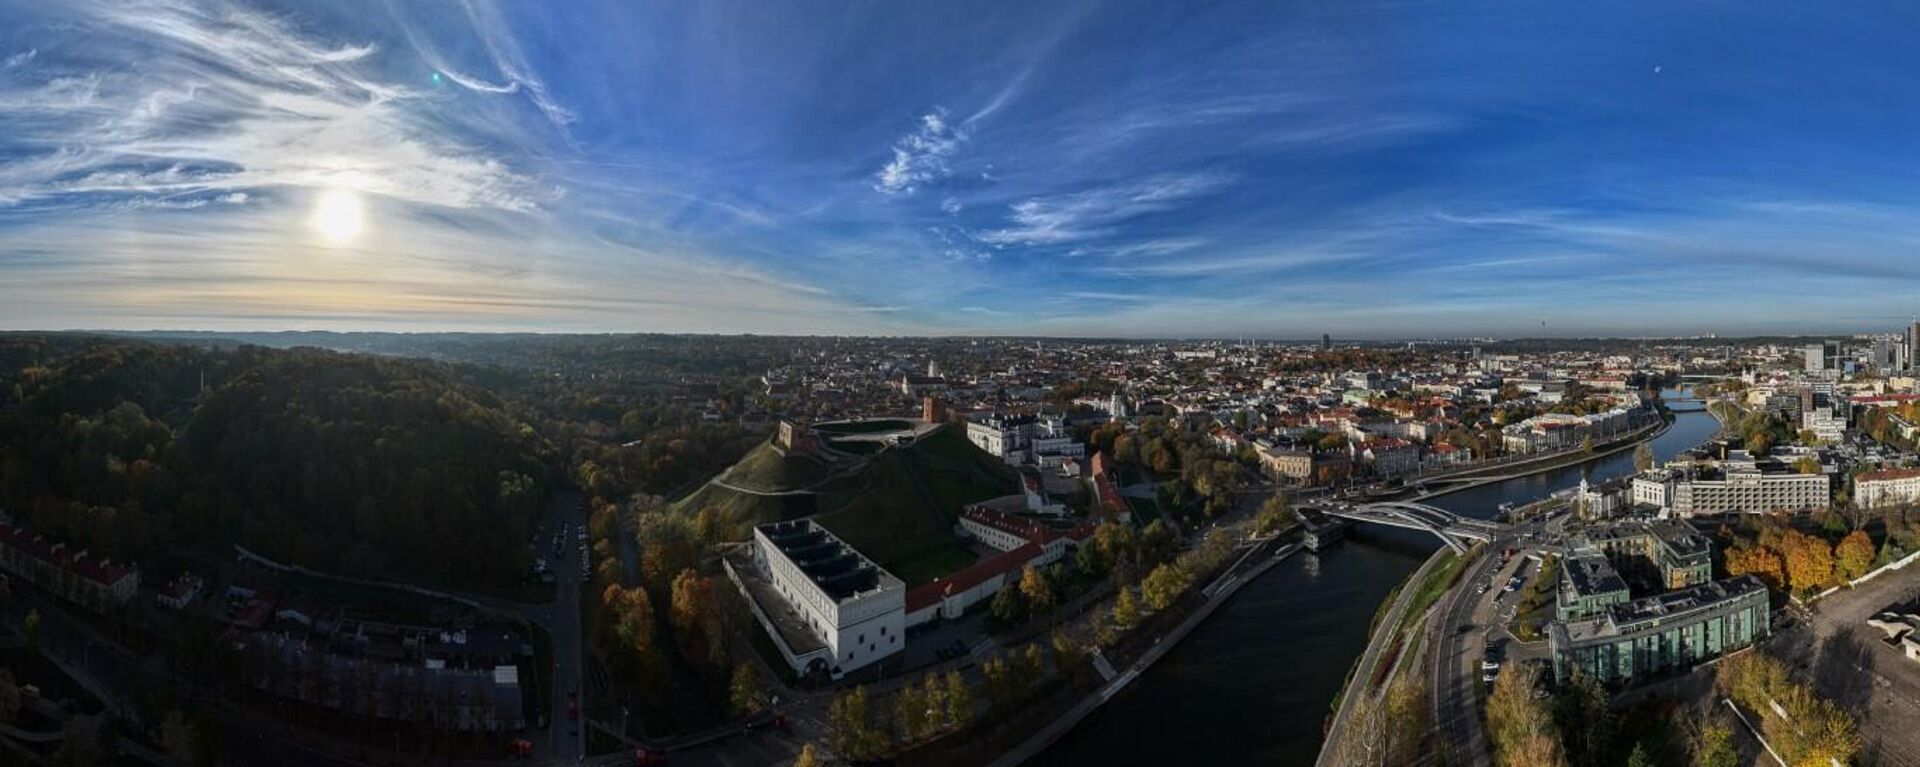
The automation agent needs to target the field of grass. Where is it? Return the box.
[887,544,980,587]
[681,426,1019,572]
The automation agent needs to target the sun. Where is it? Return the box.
[310,188,365,244]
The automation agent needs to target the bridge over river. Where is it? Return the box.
[1314,501,1513,554]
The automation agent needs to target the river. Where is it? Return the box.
[1044,391,1717,766]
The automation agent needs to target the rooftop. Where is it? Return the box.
[758,519,900,601]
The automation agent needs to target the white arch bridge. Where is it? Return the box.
[1318,502,1511,553]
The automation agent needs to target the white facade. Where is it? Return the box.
[1856,469,1920,509]
[1671,471,1828,516]
[754,521,904,677]
[1631,472,1675,509]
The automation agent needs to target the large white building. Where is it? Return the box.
[1856,468,1920,509]
[965,413,1085,467]
[1670,470,1829,516]
[729,520,904,679]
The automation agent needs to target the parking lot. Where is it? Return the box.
[1768,568,1920,765]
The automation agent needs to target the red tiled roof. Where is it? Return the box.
[906,542,1043,613]
[0,524,135,587]
[1858,467,1920,482]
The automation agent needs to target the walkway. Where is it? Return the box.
[1315,549,1450,767]
[990,540,1302,767]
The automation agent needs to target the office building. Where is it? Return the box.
[1549,576,1770,685]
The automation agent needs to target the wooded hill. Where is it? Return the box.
[0,335,557,591]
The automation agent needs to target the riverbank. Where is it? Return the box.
[1046,395,1718,767]
[992,541,1303,767]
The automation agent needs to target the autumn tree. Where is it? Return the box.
[794,742,824,767]
[1019,564,1054,614]
[1633,441,1654,472]
[1140,563,1190,612]
[894,680,928,741]
[1725,543,1786,591]
[729,664,764,718]
[827,686,886,762]
[1111,587,1141,631]
[1486,665,1565,767]
[1835,530,1875,582]
[1780,530,1835,594]
[943,671,972,729]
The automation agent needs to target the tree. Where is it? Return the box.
[1692,720,1738,767]
[894,680,928,741]
[942,671,972,729]
[1554,670,1614,767]
[1019,565,1054,614]
[1111,587,1141,630]
[1256,494,1297,534]
[1794,456,1823,476]
[920,673,948,733]
[990,586,1027,626]
[1022,643,1047,685]
[794,742,824,767]
[23,608,38,652]
[1050,630,1083,673]
[826,687,885,761]
[980,656,1011,706]
[1835,530,1875,582]
[1140,563,1189,612]
[729,664,764,718]
[1486,665,1565,767]
[1780,530,1835,594]
[1725,543,1786,591]
[1633,441,1654,472]
[1623,743,1653,767]
[159,710,197,766]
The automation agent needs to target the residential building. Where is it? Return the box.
[1855,467,1920,509]
[0,523,139,613]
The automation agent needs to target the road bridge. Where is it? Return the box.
[1318,501,1510,553]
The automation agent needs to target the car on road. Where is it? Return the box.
[1482,669,1499,683]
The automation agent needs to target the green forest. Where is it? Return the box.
[0,333,763,593]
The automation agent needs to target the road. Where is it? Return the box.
[1422,509,1565,767]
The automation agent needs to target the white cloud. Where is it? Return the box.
[941,196,963,215]
[450,0,578,128]
[0,0,545,212]
[873,107,967,195]
[978,172,1232,246]
[3,48,37,68]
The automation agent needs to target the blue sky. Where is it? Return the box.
[4,0,1920,337]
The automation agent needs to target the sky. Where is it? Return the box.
[5,1,1920,338]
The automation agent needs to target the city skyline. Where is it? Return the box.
[8,1,1920,338]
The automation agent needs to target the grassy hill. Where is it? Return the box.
[675,425,1018,580]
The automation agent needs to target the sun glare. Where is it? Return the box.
[311,188,365,244]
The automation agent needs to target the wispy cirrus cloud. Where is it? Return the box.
[978,172,1232,246]
[0,0,543,212]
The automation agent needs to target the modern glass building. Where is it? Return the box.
[1548,575,1769,685]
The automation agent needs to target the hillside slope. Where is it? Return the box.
[675,425,1018,569]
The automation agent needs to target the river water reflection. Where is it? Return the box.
[1046,391,1717,766]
